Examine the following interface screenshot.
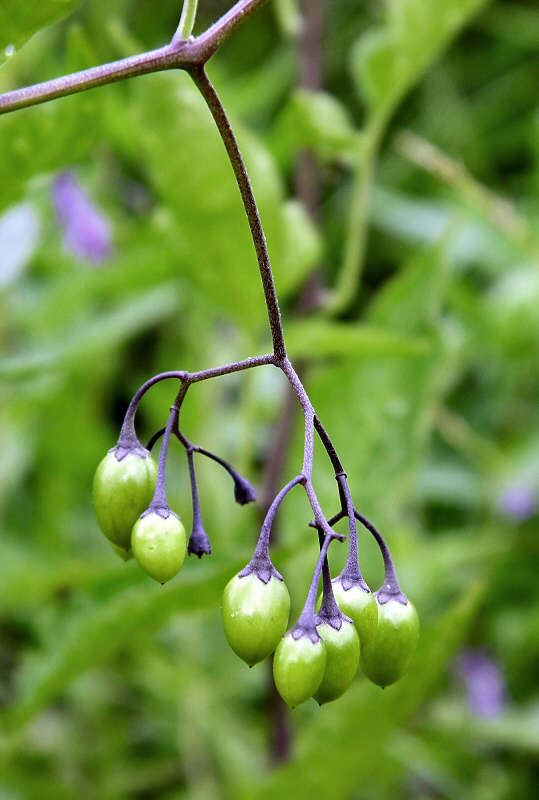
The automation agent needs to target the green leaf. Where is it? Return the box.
[275,88,360,161]
[4,558,242,731]
[351,0,489,124]
[130,72,290,331]
[307,242,456,523]
[427,699,539,756]
[0,286,179,380]
[0,0,83,64]
[0,27,101,209]
[275,200,322,296]
[286,319,429,360]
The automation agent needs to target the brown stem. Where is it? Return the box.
[187,66,287,361]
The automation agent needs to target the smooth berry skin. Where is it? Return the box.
[273,634,326,708]
[131,512,187,584]
[221,573,290,666]
[314,620,360,705]
[332,580,378,649]
[360,597,419,688]
[93,451,158,550]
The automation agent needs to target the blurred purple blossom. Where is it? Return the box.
[52,172,112,264]
[455,648,507,718]
[499,484,536,521]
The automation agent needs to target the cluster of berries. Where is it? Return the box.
[93,375,419,708]
[222,504,419,707]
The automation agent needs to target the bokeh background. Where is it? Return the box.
[1,0,539,797]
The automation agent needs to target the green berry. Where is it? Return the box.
[360,597,419,688]
[331,580,378,649]
[314,619,360,705]
[110,543,134,562]
[131,511,187,583]
[93,450,158,550]
[221,572,290,666]
[273,633,326,708]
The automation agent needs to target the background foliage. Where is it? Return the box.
[1,0,539,797]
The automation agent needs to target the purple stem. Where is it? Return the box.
[294,533,334,639]
[0,0,270,115]
[354,508,405,602]
[253,475,305,560]
[149,405,180,512]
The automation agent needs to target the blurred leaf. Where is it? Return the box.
[276,199,322,296]
[0,202,41,287]
[4,558,242,731]
[0,0,83,61]
[308,242,456,523]
[351,0,489,124]
[0,286,180,380]
[130,71,295,330]
[427,699,539,755]
[0,543,135,614]
[286,318,429,360]
[274,88,360,163]
[0,27,101,209]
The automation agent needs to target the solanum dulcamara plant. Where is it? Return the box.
[0,0,419,707]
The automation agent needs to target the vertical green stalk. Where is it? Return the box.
[327,118,384,315]
[174,0,200,42]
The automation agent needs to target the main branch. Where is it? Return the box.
[0,0,269,114]
[187,66,287,361]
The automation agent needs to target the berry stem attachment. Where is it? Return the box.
[118,371,185,457]
[316,529,344,627]
[354,508,407,603]
[243,475,304,582]
[293,532,335,641]
[185,449,212,557]
[149,404,180,514]
[336,473,369,590]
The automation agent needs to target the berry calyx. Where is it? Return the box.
[360,596,419,688]
[221,571,290,666]
[131,509,187,584]
[273,629,327,708]
[93,448,158,550]
[314,618,360,705]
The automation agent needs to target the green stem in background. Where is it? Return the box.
[174,0,200,42]
[436,406,507,477]
[394,129,539,256]
[327,120,383,315]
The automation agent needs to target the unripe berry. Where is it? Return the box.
[273,633,326,708]
[360,597,419,688]
[331,580,378,649]
[93,450,158,550]
[314,619,360,705]
[131,511,187,584]
[221,572,290,666]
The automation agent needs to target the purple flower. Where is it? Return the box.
[500,484,536,521]
[52,172,112,264]
[455,648,507,718]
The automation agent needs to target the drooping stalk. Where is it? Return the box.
[186,66,287,361]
